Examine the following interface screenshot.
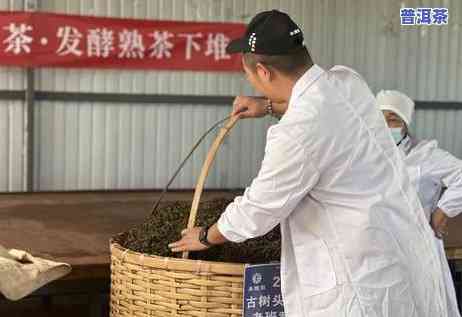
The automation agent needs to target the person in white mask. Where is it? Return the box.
[378,89,462,317]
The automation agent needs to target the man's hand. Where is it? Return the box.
[232,96,267,119]
[431,208,449,239]
[169,227,210,253]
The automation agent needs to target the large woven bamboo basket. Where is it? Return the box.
[110,115,247,317]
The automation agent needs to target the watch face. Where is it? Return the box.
[199,227,211,247]
[200,228,208,244]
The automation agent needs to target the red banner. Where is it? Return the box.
[0,11,245,71]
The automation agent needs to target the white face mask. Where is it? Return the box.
[390,127,404,144]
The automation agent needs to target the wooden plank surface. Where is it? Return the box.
[0,190,461,279]
[444,213,462,260]
[0,191,238,279]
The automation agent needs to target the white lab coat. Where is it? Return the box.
[400,136,462,317]
[218,65,448,316]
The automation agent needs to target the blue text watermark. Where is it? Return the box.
[400,8,449,25]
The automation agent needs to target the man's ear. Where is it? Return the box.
[255,63,272,83]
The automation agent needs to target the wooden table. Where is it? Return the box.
[444,215,462,261]
[443,214,462,314]
[0,191,238,317]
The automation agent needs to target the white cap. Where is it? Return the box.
[376,90,415,126]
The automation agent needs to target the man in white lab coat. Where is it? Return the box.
[170,10,448,316]
[378,89,462,317]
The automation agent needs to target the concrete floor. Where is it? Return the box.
[0,295,100,317]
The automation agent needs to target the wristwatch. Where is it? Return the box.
[199,226,213,248]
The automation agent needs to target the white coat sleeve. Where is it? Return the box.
[217,127,320,243]
[429,147,462,217]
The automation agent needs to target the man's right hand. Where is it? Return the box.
[232,96,267,119]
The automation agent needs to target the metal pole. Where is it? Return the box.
[24,0,38,192]
[24,68,35,191]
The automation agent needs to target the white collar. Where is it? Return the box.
[398,134,417,156]
[289,64,325,106]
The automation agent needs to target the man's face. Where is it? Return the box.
[242,57,285,103]
[242,59,266,95]
[382,110,406,129]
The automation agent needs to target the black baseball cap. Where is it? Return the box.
[226,10,304,55]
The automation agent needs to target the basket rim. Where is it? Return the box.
[110,239,245,276]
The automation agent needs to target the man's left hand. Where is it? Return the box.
[431,208,449,239]
[169,227,210,253]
